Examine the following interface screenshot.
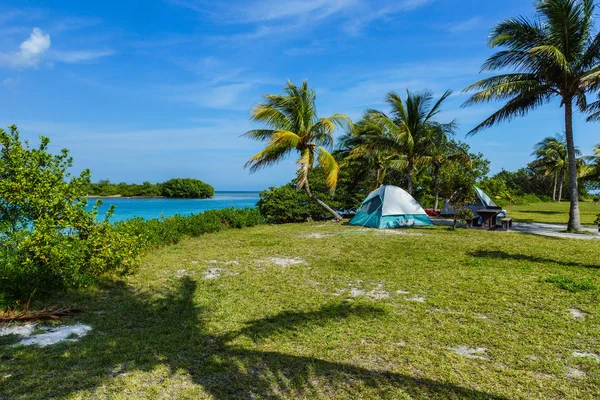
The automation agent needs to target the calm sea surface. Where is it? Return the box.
[88,191,260,222]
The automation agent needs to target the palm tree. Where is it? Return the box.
[355,90,454,195]
[580,143,600,181]
[463,0,600,231]
[244,81,352,220]
[532,134,580,202]
[339,114,397,190]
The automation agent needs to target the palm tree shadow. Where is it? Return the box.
[2,277,508,399]
[469,250,600,269]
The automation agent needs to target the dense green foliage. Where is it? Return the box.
[258,167,365,224]
[160,178,215,199]
[87,178,214,198]
[114,208,263,250]
[0,126,141,304]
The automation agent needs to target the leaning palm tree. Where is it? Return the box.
[580,143,600,181]
[244,81,352,220]
[532,134,580,202]
[463,0,600,231]
[359,90,454,194]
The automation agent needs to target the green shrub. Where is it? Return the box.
[545,276,597,293]
[258,184,338,224]
[595,213,600,231]
[114,208,263,250]
[0,125,143,305]
[161,178,214,199]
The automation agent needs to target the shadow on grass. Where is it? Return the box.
[469,250,600,269]
[1,278,509,399]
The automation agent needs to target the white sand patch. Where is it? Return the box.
[449,346,488,360]
[573,351,600,362]
[475,314,490,320]
[190,260,199,265]
[15,323,91,347]
[175,269,194,278]
[207,260,240,266]
[305,233,331,239]
[568,308,587,319]
[269,257,305,267]
[203,268,230,280]
[338,283,391,300]
[404,296,426,303]
[0,323,35,337]
[566,367,585,378]
[396,290,410,295]
[526,355,538,361]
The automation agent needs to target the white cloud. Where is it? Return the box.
[1,77,20,88]
[446,17,484,33]
[50,50,115,63]
[164,82,254,109]
[0,27,51,68]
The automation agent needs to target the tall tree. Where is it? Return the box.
[351,90,454,195]
[532,134,580,201]
[463,0,600,231]
[428,134,468,210]
[244,81,352,220]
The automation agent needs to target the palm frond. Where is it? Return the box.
[316,147,339,192]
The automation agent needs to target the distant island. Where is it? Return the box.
[87,178,215,199]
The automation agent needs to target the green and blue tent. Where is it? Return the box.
[349,185,433,228]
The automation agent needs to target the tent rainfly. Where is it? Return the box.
[440,186,500,216]
[349,185,433,228]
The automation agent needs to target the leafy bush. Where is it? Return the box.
[595,213,600,231]
[258,184,341,224]
[545,276,597,293]
[0,126,142,304]
[161,178,214,199]
[114,208,263,249]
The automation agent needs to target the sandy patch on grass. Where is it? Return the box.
[203,267,238,280]
[0,323,35,337]
[475,313,490,320]
[404,295,426,303]
[573,351,600,362]
[304,233,332,239]
[334,283,391,300]
[566,367,585,378]
[207,260,240,266]
[7,323,92,347]
[449,346,488,360]
[269,257,306,267]
[568,308,587,319]
[175,269,195,278]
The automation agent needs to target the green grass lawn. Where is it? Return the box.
[2,223,600,399]
[506,201,599,225]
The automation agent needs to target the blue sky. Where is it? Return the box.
[1,0,599,190]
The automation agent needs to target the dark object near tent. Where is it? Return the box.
[440,186,503,216]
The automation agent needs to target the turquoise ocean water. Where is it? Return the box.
[89,191,260,222]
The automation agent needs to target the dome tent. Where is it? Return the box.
[349,185,433,228]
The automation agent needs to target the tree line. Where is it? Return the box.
[246,0,600,231]
[87,178,215,199]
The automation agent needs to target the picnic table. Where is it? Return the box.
[476,209,501,229]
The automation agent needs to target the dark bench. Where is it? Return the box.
[501,218,513,231]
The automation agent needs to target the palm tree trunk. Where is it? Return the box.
[303,180,342,221]
[564,98,581,231]
[552,173,557,202]
[558,167,564,203]
[407,162,414,195]
[375,166,382,189]
[433,165,440,211]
